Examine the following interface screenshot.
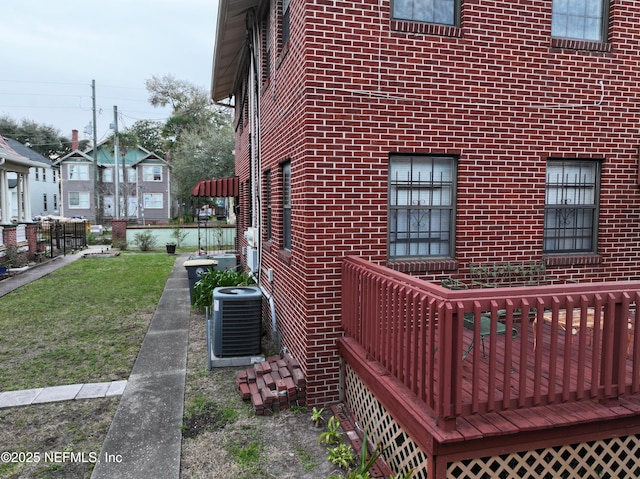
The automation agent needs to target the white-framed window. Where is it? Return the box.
[42,169,47,182]
[128,168,137,183]
[53,194,58,210]
[544,159,600,254]
[392,0,460,26]
[143,166,162,182]
[143,193,163,209]
[102,167,113,183]
[35,169,39,181]
[43,193,48,211]
[69,192,90,209]
[68,164,89,181]
[16,224,26,242]
[103,196,114,217]
[389,155,456,259]
[551,0,608,42]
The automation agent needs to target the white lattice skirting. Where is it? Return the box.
[343,363,640,479]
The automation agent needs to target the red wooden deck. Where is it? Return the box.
[453,323,640,439]
[340,256,640,454]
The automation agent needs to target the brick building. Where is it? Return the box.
[211,0,640,411]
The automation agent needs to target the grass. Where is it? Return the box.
[179,309,340,479]
[0,398,119,478]
[0,251,175,390]
[0,251,175,478]
[0,251,337,478]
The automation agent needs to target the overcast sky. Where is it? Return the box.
[1,0,219,144]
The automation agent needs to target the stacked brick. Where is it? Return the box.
[235,353,306,415]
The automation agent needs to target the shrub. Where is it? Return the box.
[133,230,157,251]
[112,240,128,250]
[193,269,255,310]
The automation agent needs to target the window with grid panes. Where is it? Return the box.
[544,159,600,254]
[392,0,459,26]
[69,164,89,180]
[389,155,455,259]
[69,192,90,208]
[551,0,608,42]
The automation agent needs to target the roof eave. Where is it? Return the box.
[211,0,260,101]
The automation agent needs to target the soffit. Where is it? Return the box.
[211,0,260,101]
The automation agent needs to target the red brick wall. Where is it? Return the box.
[111,220,128,243]
[233,0,640,405]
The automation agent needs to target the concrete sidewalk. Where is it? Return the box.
[0,380,127,408]
[91,255,190,479]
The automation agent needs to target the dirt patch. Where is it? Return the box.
[181,311,343,479]
[0,398,119,478]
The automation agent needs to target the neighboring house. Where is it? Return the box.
[54,138,171,223]
[0,136,42,259]
[4,137,59,219]
[0,136,41,224]
[212,1,640,478]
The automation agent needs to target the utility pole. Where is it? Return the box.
[112,106,120,219]
[91,80,99,223]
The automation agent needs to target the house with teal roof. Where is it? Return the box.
[54,138,171,224]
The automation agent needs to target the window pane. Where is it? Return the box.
[389,156,455,259]
[143,193,163,209]
[552,0,604,41]
[282,162,291,250]
[544,160,598,254]
[69,192,89,209]
[393,0,456,25]
[143,166,162,182]
[69,164,89,180]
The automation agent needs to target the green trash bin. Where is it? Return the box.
[184,259,217,303]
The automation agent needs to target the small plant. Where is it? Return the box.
[312,407,325,427]
[112,239,128,250]
[327,443,355,469]
[318,416,342,446]
[3,245,27,267]
[133,230,157,251]
[348,433,386,479]
[170,221,188,247]
[192,269,255,310]
[86,232,98,245]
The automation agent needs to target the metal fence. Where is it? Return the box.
[38,221,88,257]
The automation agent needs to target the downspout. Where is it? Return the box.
[247,9,279,347]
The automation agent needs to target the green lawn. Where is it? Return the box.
[0,252,176,391]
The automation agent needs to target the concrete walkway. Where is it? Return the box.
[0,380,127,408]
[91,255,190,479]
[0,248,88,298]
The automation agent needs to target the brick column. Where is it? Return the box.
[26,224,38,260]
[2,225,16,248]
[112,219,128,244]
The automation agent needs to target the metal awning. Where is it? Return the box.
[192,177,239,197]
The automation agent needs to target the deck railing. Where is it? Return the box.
[341,256,640,429]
